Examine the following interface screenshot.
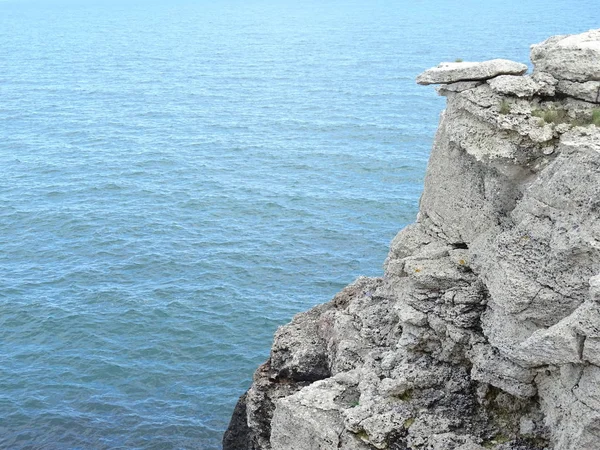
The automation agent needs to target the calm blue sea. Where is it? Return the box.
[0,0,598,448]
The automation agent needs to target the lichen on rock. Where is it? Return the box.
[223,29,600,450]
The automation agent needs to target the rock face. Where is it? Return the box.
[223,29,600,450]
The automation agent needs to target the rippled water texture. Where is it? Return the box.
[1,0,599,448]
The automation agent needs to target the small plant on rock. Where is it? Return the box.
[398,389,413,401]
[536,107,600,127]
[499,99,511,115]
[532,107,568,125]
[592,109,600,126]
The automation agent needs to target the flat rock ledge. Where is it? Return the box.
[224,29,600,450]
[416,59,528,85]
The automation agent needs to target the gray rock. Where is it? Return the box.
[590,274,600,302]
[538,368,600,450]
[531,29,600,82]
[557,79,600,103]
[473,129,600,364]
[583,338,600,366]
[417,59,528,85]
[488,73,557,97]
[417,97,527,244]
[270,304,331,382]
[270,378,347,450]
[469,344,536,398]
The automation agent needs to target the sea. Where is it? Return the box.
[1,0,598,448]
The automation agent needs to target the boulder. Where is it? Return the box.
[531,29,600,82]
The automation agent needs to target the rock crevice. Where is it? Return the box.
[223,29,600,450]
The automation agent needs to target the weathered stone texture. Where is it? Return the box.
[531,29,600,82]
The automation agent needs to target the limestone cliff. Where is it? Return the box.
[223,30,600,450]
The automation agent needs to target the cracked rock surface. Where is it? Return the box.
[223,29,600,450]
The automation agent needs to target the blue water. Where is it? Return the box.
[1,0,598,448]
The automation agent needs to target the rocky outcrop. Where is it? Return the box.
[224,29,600,450]
[417,60,528,85]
